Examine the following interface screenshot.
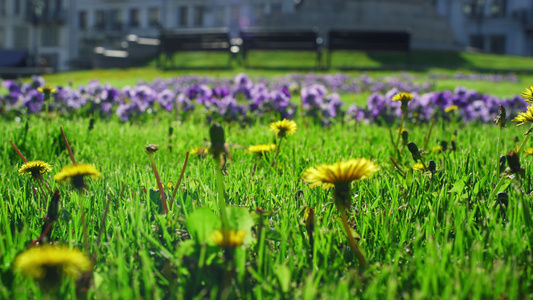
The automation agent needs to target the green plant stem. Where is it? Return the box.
[423,116,437,151]
[170,151,190,209]
[497,126,502,172]
[337,204,367,268]
[271,137,283,166]
[517,124,533,155]
[488,175,508,201]
[216,165,229,229]
[393,114,405,161]
[148,154,168,215]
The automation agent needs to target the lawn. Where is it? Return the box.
[2,50,533,299]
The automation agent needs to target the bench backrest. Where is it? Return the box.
[240,30,320,52]
[328,30,410,52]
[159,28,230,53]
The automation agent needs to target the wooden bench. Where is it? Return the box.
[158,28,236,68]
[327,30,411,68]
[239,29,322,66]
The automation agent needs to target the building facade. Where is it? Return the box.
[0,0,532,71]
[435,0,533,56]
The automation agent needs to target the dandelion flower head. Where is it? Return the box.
[412,163,425,171]
[444,105,458,113]
[521,86,533,102]
[18,160,52,178]
[269,119,297,138]
[512,105,533,126]
[190,146,209,155]
[13,245,92,281]
[211,229,247,249]
[248,144,276,154]
[524,148,533,156]
[392,92,413,102]
[54,163,101,189]
[302,158,379,190]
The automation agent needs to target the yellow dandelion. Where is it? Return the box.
[512,105,533,126]
[37,86,56,95]
[18,160,52,179]
[412,163,425,171]
[248,144,276,154]
[392,92,413,102]
[524,148,533,156]
[211,228,247,249]
[432,145,442,154]
[190,146,209,155]
[444,105,458,113]
[54,163,101,189]
[521,86,533,102]
[302,158,379,190]
[13,245,92,287]
[269,119,297,138]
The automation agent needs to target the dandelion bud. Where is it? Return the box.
[506,151,522,174]
[145,144,158,154]
[494,105,507,129]
[88,118,95,131]
[304,207,315,235]
[209,123,226,146]
[450,138,457,152]
[168,126,174,136]
[428,160,436,174]
[407,142,422,161]
[440,140,448,152]
[496,192,509,209]
[295,189,304,200]
[401,130,409,146]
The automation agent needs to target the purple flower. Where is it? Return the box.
[23,89,44,113]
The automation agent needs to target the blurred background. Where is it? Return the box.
[0,0,529,72]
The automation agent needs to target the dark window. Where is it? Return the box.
[271,3,282,14]
[490,0,506,17]
[110,9,123,30]
[41,26,59,47]
[469,34,484,51]
[193,6,204,27]
[79,11,87,29]
[488,35,506,54]
[149,7,159,27]
[129,8,140,27]
[179,6,188,27]
[95,10,106,29]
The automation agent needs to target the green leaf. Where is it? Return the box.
[448,174,471,195]
[185,208,220,245]
[274,264,291,293]
[226,207,255,244]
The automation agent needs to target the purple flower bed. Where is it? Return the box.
[0,73,528,125]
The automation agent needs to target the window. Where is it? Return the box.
[193,6,204,27]
[0,28,4,49]
[149,7,159,27]
[488,35,506,54]
[14,27,29,49]
[179,6,188,27]
[469,34,484,51]
[215,6,225,26]
[129,8,140,27]
[78,11,87,30]
[14,0,21,15]
[0,0,5,16]
[271,3,282,14]
[490,0,506,17]
[95,10,106,29]
[110,9,123,30]
[253,4,265,24]
[41,26,59,47]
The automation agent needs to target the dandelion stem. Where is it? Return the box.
[497,126,503,171]
[518,124,533,155]
[488,175,509,201]
[170,151,190,209]
[271,137,283,166]
[393,114,405,161]
[28,221,54,248]
[216,165,229,229]
[148,153,168,215]
[8,140,28,163]
[337,202,367,268]
[389,156,406,178]
[423,115,437,151]
[60,127,77,165]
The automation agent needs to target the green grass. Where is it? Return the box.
[2,112,533,298]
